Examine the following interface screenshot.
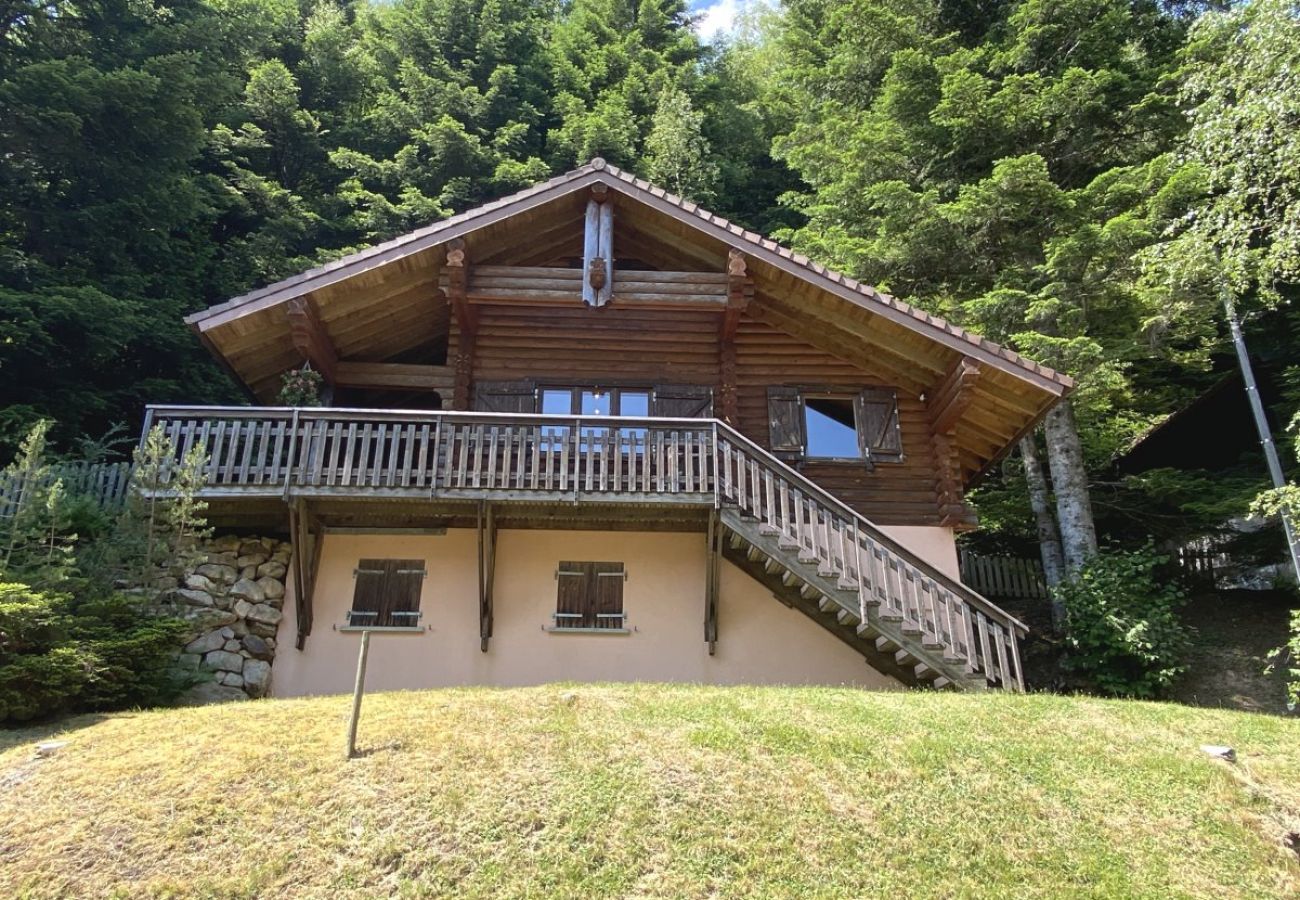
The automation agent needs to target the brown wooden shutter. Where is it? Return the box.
[856,387,903,462]
[351,559,388,627]
[652,384,713,418]
[352,558,425,627]
[767,386,805,459]
[386,559,426,627]
[593,562,625,627]
[557,561,590,628]
[475,380,536,413]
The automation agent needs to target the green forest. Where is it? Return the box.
[3,0,1298,558]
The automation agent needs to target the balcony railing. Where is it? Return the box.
[141,405,1026,689]
[142,406,716,501]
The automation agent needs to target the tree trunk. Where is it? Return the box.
[1043,399,1098,573]
[1020,433,1067,628]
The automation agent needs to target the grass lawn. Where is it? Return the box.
[0,685,1297,898]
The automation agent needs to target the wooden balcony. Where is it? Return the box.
[141,405,1027,690]
[142,406,718,504]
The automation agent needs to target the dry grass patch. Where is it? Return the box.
[0,686,1298,898]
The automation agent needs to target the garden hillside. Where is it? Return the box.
[1,685,1298,898]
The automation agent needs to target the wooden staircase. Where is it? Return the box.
[714,430,1026,691]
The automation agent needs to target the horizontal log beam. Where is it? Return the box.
[437,266,729,309]
[928,359,982,434]
[286,297,338,383]
[335,362,455,392]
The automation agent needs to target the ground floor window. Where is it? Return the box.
[348,558,426,628]
[553,561,626,631]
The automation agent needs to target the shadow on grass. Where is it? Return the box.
[0,712,112,753]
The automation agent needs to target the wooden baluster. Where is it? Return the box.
[367,424,384,487]
[993,625,1012,689]
[400,423,414,488]
[554,427,565,492]
[613,428,624,492]
[526,425,538,490]
[386,423,401,487]
[251,420,269,484]
[473,424,487,488]
[976,613,994,681]
[1007,627,1024,691]
[180,418,198,462]
[416,423,431,488]
[335,422,353,486]
[165,418,183,461]
[321,422,338,486]
[209,421,227,483]
[223,421,243,485]
[487,425,500,488]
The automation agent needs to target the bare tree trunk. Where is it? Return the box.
[1020,433,1067,628]
[1043,399,1098,573]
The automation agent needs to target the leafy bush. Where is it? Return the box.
[1056,545,1191,698]
[0,583,192,723]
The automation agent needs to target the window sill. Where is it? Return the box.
[337,625,426,633]
[545,627,631,635]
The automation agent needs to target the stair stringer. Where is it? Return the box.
[720,510,983,691]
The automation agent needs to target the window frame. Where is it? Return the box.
[539,385,653,418]
[802,392,867,462]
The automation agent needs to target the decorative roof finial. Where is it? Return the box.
[590,157,607,171]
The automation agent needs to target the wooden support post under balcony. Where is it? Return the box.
[288,499,324,650]
[446,238,476,410]
[718,250,752,427]
[286,296,338,385]
[705,507,720,654]
[478,502,497,652]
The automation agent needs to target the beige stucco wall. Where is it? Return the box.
[270,526,957,698]
[879,525,961,581]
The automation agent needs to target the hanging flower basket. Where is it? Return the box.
[278,364,324,407]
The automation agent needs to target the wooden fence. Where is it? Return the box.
[0,461,134,518]
[959,550,1049,601]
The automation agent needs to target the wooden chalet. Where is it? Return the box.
[150,159,1072,695]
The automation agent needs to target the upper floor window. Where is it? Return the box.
[477,381,712,419]
[804,396,863,459]
[768,386,903,465]
[541,387,650,417]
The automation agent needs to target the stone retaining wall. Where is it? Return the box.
[151,534,290,703]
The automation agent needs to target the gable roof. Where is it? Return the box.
[185,159,1073,480]
[188,158,1071,396]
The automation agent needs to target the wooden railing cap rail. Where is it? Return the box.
[144,405,717,429]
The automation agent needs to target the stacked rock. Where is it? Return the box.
[162,535,291,702]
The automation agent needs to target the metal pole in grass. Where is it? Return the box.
[345,629,372,759]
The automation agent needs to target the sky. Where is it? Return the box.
[689,0,768,42]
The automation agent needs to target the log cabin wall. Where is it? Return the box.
[457,303,722,386]
[451,303,941,527]
[733,315,939,526]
